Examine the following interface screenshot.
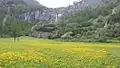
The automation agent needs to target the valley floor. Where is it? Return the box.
[0,37,120,68]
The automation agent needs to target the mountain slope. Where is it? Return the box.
[31,0,120,43]
[1,0,119,42]
[52,0,120,42]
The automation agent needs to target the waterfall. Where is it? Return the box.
[55,13,58,22]
[2,7,10,28]
[2,15,9,27]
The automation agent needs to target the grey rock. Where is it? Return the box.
[61,32,73,39]
[0,0,111,22]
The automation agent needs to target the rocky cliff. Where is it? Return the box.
[0,0,111,22]
[0,0,55,22]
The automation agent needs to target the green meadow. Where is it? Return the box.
[0,37,120,68]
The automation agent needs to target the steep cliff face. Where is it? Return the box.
[18,0,57,22]
[0,0,111,23]
[18,8,57,22]
[0,0,57,22]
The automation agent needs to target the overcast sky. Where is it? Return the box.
[36,0,80,8]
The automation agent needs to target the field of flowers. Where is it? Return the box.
[0,37,120,68]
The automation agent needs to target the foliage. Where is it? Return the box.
[0,18,33,38]
[50,0,120,42]
[0,0,120,43]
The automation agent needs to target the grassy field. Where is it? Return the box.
[0,37,120,68]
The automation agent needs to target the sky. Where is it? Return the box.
[36,0,80,8]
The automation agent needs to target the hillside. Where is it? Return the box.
[0,0,120,42]
[54,0,120,42]
[31,0,120,42]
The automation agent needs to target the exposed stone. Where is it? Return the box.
[0,0,111,22]
[61,32,73,39]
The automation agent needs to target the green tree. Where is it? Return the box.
[10,20,22,41]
